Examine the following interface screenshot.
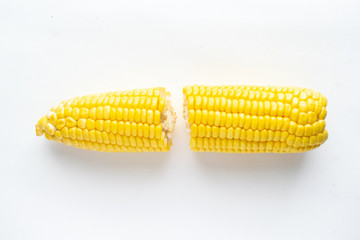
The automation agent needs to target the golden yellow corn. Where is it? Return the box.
[36,87,176,152]
[183,85,328,153]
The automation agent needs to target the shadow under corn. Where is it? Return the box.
[47,142,169,176]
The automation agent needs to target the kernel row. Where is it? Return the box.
[189,136,324,151]
[190,121,326,139]
[60,94,165,112]
[191,146,318,153]
[184,85,325,103]
[186,96,326,117]
[188,111,325,131]
[54,121,164,141]
[61,139,169,152]
[54,107,162,124]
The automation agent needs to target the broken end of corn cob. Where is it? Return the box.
[36,87,176,152]
[183,85,328,153]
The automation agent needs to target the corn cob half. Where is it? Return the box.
[183,85,328,153]
[36,87,176,152]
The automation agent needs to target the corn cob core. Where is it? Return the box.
[183,85,328,153]
[36,87,176,152]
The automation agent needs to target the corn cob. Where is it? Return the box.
[183,85,328,153]
[36,87,176,152]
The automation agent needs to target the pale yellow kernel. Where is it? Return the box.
[225,99,232,112]
[295,125,304,136]
[231,113,239,128]
[61,127,69,138]
[76,128,83,140]
[149,125,155,139]
[319,107,327,120]
[44,132,53,141]
[275,117,283,130]
[244,100,251,114]
[270,102,277,116]
[270,117,277,131]
[313,121,321,135]
[226,127,233,139]
[187,96,194,110]
[286,135,295,146]
[214,111,221,126]
[318,120,326,133]
[219,127,226,139]
[205,126,212,138]
[268,130,275,141]
[290,108,299,122]
[124,122,131,136]
[298,112,308,125]
[284,104,292,117]
[89,107,96,119]
[77,108,88,119]
[232,99,238,113]
[273,131,281,141]
[128,108,135,122]
[239,99,245,112]
[110,121,117,134]
[299,91,308,100]
[280,132,289,141]
[77,119,87,129]
[188,109,195,124]
[151,97,158,110]
[244,115,251,129]
[299,101,308,112]
[147,110,154,124]
[56,119,66,130]
[154,110,161,125]
[264,115,271,129]
[208,97,215,111]
[277,102,284,116]
[64,106,72,117]
[264,101,271,115]
[250,116,258,130]
[96,106,103,119]
[103,106,110,120]
[301,137,309,147]
[266,141,274,152]
[198,124,206,137]
[304,124,313,136]
[123,108,129,121]
[289,121,297,134]
[69,108,79,120]
[220,97,227,111]
[103,120,110,132]
[319,95,327,107]
[65,117,77,128]
[282,118,290,131]
[158,97,165,111]
[45,123,56,135]
[95,120,104,131]
[234,128,240,139]
[55,130,62,139]
[137,123,143,137]
[195,110,202,125]
[260,130,268,141]
[131,123,137,136]
[239,113,245,127]
[212,126,219,138]
[69,127,76,140]
[294,137,302,147]
[201,97,208,110]
[224,113,232,128]
[143,124,149,138]
[254,130,261,141]
[190,137,197,148]
[89,130,96,142]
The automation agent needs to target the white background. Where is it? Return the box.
[1,0,360,239]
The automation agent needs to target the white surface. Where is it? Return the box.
[1,0,360,239]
